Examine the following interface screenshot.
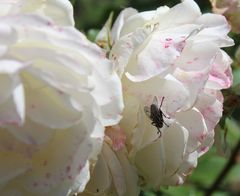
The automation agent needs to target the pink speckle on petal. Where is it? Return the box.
[47,21,53,26]
[199,133,207,142]
[45,172,51,179]
[58,27,63,32]
[43,182,49,187]
[66,165,71,173]
[43,160,48,166]
[78,164,83,172]
[58,90,64,95]
[33,182,38,187]
[164,43,170,48]
[126,42,132,48]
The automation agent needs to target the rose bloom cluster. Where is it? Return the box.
[87,0,233,195]
[0,0,123,195]
[0,0,234,196]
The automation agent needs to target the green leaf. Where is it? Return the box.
[190,150,226,187]
[212,192,231,196]
[225,118,240,148]
[161,186,203,196]
[232,68,240,95]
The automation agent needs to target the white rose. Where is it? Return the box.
[0,1,123,195]
[0,0,74,25]
[101,0,234,189]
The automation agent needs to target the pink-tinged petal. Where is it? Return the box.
[195,90,223,156]
[207,50,233,89]
[173,68,209,109]
[175,42,218,72]
[110,28,149,77]
[196,90,223,133]
[126,24,207,81]
[126,33,181,81]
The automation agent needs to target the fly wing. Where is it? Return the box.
[144,106,151,118]
[152,96,158,107]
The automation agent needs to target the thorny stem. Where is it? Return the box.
[205,140,240,196]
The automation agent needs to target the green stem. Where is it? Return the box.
[205,140,240,196]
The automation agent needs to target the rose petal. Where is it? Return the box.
[207,50,233,89]
[85,155,111,195]
[102,143,126,196]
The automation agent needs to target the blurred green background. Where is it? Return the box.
[70,0,211,31]
[70,0,240,196]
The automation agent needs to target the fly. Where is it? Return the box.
[144,96,170,137]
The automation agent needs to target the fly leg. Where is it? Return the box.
[157,127,162,138]
[162,112,171,119]
[159,97,170,119]
[163,120,169,127]
[159,97,165,108]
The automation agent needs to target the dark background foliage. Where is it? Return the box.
[70,1,240,195]
[71,0,211,31]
